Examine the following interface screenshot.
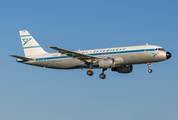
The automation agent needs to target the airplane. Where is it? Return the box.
[10,30,172,79]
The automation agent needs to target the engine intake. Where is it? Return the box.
[111,65,133,73]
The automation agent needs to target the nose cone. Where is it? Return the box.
[166,52,172,59]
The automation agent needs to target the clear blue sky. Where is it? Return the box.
[1,0,177,120]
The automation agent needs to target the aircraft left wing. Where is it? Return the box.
[47,45,100,61]
[9,55,34,61]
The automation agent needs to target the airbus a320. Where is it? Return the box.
[10,30,172,79]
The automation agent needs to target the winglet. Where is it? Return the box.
[46,45,50,49]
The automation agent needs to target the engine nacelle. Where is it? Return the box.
[94,58,115,68]
[111,65,133,73]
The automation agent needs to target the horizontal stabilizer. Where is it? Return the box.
[9,55,34,61]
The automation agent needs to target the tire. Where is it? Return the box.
[87,70,93,76]
[99,73,106,79]
[148,69,152,73]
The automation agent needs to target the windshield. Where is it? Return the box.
[155,48,165,51]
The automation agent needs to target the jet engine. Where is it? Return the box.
[111,65,133,73]
[93,58,115,68]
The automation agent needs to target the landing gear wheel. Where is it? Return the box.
[99,73,106,79]
[148,69,152,73]
[147,63,153,73]
[87,70,93,76]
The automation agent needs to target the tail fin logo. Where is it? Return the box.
[22,38,32,46]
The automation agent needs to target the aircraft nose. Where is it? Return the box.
[166,52,171,59]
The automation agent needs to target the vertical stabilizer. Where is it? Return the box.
[19,30,47,57]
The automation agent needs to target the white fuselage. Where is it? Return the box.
[18,45,168,69]
[11,30,171,79]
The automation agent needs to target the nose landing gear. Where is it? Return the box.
[148,69,152,73]
[147,63,152,73]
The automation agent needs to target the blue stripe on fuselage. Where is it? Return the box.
[35,49,155,62]
[19,48,156,63]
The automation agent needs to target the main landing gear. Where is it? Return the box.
[147,63,152,73]
[87,64,108,79]
[99,68,107,79]
[87,66,107,79]
[87,64,94,76]
[87,70,94,76]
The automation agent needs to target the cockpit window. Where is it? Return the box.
[155,48,165,51]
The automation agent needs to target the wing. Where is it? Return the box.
[47,45,100,63]
[10,55,34,61]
